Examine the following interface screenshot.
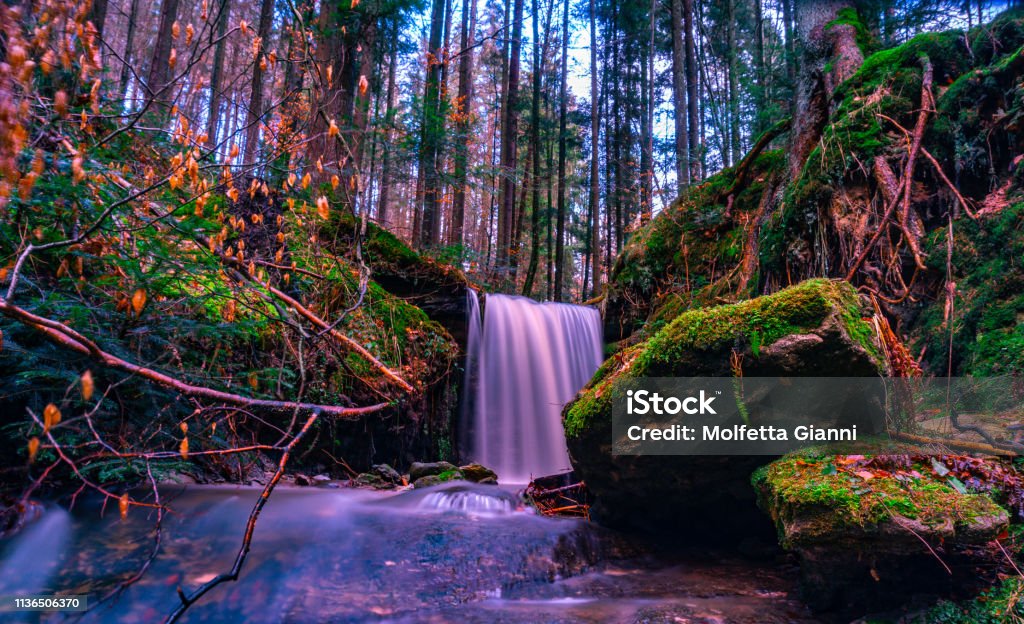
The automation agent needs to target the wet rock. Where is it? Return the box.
[353,473,391,490]
[294,473,311,486]
[413,469,464,489]
[371,464,403,485]
[458,463,497,483]
[312,474,331,484]
[408,461,458,482]
[563,280,887,533]
[754,454,1010,614]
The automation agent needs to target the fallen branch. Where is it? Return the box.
[166,411,319,623]
[898,55,934,271]
[717,117,792,208]
[0,297,387,419]
[890,431,1017,456]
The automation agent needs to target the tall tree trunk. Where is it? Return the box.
[522,0,543,297]
[205,0,230,147]
[588,0,602,296]
[418,0,448,248]
[146,0,181,109]
[119,0,141,99]
[88,0,109,42]
[788,0,863,177]
[495,0,524,278]
[641,0,655,219]
[378,34,399,228]
[553,0,570,301]
[753,0,766,135]
[243,0,275,168]
[683,0,700,182]
[450,0,478,247]
[670,0,689,192]
[727,0,741,164]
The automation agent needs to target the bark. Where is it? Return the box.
[670,0,689,191]
[495,0,524,277]
[243,0,275,167]
[727,0,741,164]
[787,0,863,178]
[88,0,108,41]
[417,0,448,248]
[683,0,700,181]
[450,0,478,246]
[119,0,141,98]
[522,0,544,297]
[146,0,181,107]
[551,0,570,300]
[588,0,602,296]
[377,35,399,228]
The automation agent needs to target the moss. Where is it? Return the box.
[918,578,1024,624]
[755,454,1009,548]
[827,7,875,56]
[564,279,881,439]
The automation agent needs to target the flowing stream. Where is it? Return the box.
[463,291,604,483]
[0,484,818,623]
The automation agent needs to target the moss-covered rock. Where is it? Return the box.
[754,453,1009,614]
[563,279,885,532]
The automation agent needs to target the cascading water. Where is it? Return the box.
[464,290,603,483]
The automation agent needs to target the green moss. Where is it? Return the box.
[564,280,881,439]
[827,7,875,56]
[755,454,1009,548]
[918,578,1024,624]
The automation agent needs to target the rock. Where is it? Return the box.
[413,469,464,489]
[459,463,498,483]
[477,477,498,485]
[753,454,1010,615]
[562,280,887,533]
[353,473,391,489]
[408,461,458,482]
[294,474,312,487]
[312,474,331,484]
[371,464,403,485]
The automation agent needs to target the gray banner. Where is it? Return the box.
[611,377,1024,456]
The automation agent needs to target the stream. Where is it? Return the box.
[0,482,820,623]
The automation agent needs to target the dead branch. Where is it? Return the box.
[717,117,792,208]
[166,411,319,623]
[0,298,387,419]
[898,55,934,270]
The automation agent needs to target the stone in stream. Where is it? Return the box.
[458,463,498,484]
[408,461,459,482]
[371,464,403,485]
[562,280,888,533]
[753,454,1010,614]
[412,470,465,489]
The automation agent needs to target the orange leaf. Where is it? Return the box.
[358,74,368,95]
[131,289,147,315]
[179,437,189,459]
[27,437,39,463]
[81,370,94,401]
[119,493,129,520]
[43,403,61,432]
[316,196,329,220]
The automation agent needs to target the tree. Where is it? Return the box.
[418,0,448,248]
[146,0,181,109]
[588,0,601,297]
[670,0,690,192]
[495,0,524,277]
[243,0,276,167]
[450,0,479,247]
[553,0,570,300]
[206,0,232,148]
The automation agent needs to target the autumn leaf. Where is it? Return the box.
[119,493,129,520]
[359,74,369,95]
[186,23,195,45]
[168,48,177,69]
[43,403,61,432]
[180,437,189,459]
[316,196,330,220]
[328,119,339,138]
[180,422,188,434]
[223,299,237,322]
[331,174,340,190]
[81,370,94,401]
[172,21,180,39]
[131,288,147,315]
[230,144,240,159]
[27,437,40,463]
[301,172,311,189]
[240,20,248,35]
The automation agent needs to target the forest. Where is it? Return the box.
[2,0,1024,621]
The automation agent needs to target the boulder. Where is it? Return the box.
[562,280,887,532]
[353,473,393,490]
[459,463,498,484]
[754,454,1010,614]
[409,461,458,482]
[413,469,464,489]
[371,463,403,485]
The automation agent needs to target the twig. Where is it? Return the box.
[165,411,320,623]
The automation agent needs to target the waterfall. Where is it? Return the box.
[464,291,603,483]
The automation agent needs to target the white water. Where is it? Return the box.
[465,291,603,483]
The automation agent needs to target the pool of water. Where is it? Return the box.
[0,483,820,623]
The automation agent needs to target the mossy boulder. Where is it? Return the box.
[409,461,460,482]
[754,454,1010,614]
[562,279,886,532]
[459,463,498,483]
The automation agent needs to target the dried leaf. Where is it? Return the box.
[43,403,61,432]
[27,437,39,463]
[131,289,147,315]
[180,421,188,434]
[80,370,94,401]
[119,493,129,520]
[328,119,339,138]
[358,74,368,95]
[316,196,329,220]
[179,437,189,459]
